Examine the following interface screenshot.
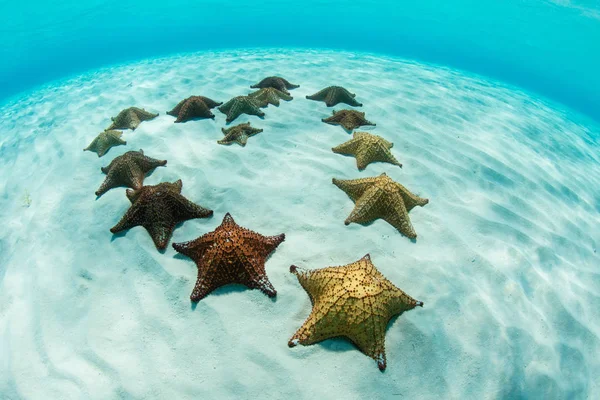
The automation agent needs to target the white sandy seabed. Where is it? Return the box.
[0,49,599,399]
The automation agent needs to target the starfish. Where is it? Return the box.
[110,180,213,250]
[218,96,265,123]
[306,86,363,107]
[322,109,376,132]
[95,150,166,197]
[166,96,223,123]
[172,213,285,302]
[106,107,158,130]
[288,254,423,371]
[250,76,299,95]
[218,122,263,146]
[332,132,402,170]
[332,173,428,238]
[83,130,126,157]
[248,88,293,107]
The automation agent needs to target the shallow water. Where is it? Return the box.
[0,49,599,399]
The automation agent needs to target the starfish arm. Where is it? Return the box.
[167,99,187,116]
[144,220,177,250]
[128,114,142,130]
[322,115,342,125]
[95,169,121,197]
[170,194,214,221]
[343,188,384,225]
[344,313,389,371]
[138,155,167,173]
[237,134,248,146]
[218,100,234,114]
[341,118,359,131]
[288,307,343,347]
[382,197,417,238]
[332,176,381,202]
[110,203,146,233]
[200,97,223,108]
[336,90,362,107]
[394,182,429,211]
[281,78,299,89]
[84,136,100,153]
[332,141,360,161]
[172,236,215,260]
[370,144,402,168]
[132,108,158,120]
[306,87,330,101]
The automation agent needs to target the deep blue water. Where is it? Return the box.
[0,0,599,121]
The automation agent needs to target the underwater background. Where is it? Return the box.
[1,1,599,400]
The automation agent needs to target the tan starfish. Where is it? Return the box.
[218,122,263,146]
[84,130,126,157]
[95,150,166,197]
[322,109,376,132]
[288,254,423,371]
[332,173,428,238]
[248,88,293,107]
[107,107,158,130]
[332,132,402,170]
[110,180,213,250]
[172,213,285,302]
[306,86,362,107]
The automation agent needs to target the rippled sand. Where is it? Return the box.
[0,49,599,399]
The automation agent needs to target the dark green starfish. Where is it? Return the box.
[306,86,362,107]
[218,122,263,146]
[218,96,265,123]
[250,76,299,95]
[95,150,167,197]
[248,88,293,107]
[166,96,222,122]
[107,107,158,130]
[84,130,126,157]
[322,109,376,131]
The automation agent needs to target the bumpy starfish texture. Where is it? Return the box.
[84,130,126,157]
[332,132,402,170]
[172,213,285,302]
[306,86,363,107]
[95,150,166,197]
[218,96,265,123]
[107,107,158,130]
[110,180,213,250]
[166,96,223,123]
[248,88,293,107]
[322,110,376,132]
[332,173,428,238]
[288,254,423,371]
[250,76,299,95]
[218,122,263,146]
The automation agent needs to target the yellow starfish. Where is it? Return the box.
[332,173,428,238]
[288,254,423,371]
[332,132,402,170]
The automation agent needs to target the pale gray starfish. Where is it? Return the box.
[250,76,299,95]
[218,96,265,123]
[218,122,263,146]
[248,88,293,107]
[306,86,362,107]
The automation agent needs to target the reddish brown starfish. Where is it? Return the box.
[166,96,223,123]
[172,213,285,302]
[110,180,213,250]
[95,150,166,197]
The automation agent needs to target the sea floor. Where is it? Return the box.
[0,49,599,399]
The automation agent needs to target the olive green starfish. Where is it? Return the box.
[322,109,376,132]
[289,254,423,371]
[218,96,265,123]
[332,173,428,238]
[166,96,223,122]
[332,132,402,170]
[95,150,167,197]
[248,88,293,107]
[84,130,127,157]
[218,122,263,146]
[306,86,362,107]
[250,76,299,95]
[106,107,158,130]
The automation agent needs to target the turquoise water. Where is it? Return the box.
[1,2,600,400]
[1,0,599,121]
